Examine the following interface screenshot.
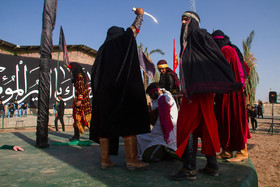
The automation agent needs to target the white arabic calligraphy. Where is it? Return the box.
[0,66,6,72]
[1,58,92,107]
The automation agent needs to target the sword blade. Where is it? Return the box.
[144,12,158,24]
[132,8,158,24]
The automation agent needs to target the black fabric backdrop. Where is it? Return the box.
[0,53,92,109]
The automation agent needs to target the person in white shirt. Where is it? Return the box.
[137,82,178,162]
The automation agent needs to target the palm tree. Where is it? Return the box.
[243,30,259,106]
[139,43,165,89]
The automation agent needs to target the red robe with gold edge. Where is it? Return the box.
[215,46,251,152]
[73,73,91,134]
[175,93,220,158]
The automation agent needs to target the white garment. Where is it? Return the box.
[137,91,178,159]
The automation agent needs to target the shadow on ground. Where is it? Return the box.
[0,131,258,187]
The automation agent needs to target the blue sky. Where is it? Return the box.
[1,0,280,102]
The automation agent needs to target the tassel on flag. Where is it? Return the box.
[173,39,179,72]
[138,48,156,78]
[59,26,70,67]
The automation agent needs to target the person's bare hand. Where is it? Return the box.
[13,146,24,151]
[134,8,144,15]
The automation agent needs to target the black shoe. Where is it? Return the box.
[170,168,197,181]
[199,166,219,176]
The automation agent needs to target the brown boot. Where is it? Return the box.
[100,138,115,169]
[124,136,149,170]
[216,149,232,159]
[226,144,248,162]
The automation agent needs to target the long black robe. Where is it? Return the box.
[179,14,241,99]
[90,28,150,141]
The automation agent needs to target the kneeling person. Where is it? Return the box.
[137,82,178,162]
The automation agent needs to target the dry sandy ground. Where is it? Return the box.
[247,124,280,187]
[243,103,280,187]
[1,104,280,187]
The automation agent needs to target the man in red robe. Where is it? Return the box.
[68,62,91,141]
[212,30,251,162]
[170,11,241,181]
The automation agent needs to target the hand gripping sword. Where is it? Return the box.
[132,8,158,24]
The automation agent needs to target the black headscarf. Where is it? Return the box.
[69,62,87,84]
[91,26,125,89]
[179,11,241,98]
[104,26,125,43]
[211,30,249,79]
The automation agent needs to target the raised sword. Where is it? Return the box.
[132,8,158,24]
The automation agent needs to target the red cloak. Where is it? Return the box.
[176,93,220,157]
[215,46,251,152]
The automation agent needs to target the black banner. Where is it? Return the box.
[0,53,92,108]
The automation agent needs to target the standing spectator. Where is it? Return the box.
[246,104,251,123]
[0,99,5,117]
[54,95,65,132]
[254,102,258,111]
[257,100,263,118]
[251,107,258,131]
[8,100,15,117]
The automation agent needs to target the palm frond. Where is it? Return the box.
[152,71,160,82]
[139,43,143,51]
[243,30,259,105]
[245,30,255,50]
[242,40,250,62]
[149,49,165,56]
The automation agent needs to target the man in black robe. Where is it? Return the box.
[54,94,65,132]
[170,11,241,181]
[90,8,150,170]
[157,59,181,107]
[157,60,180,94]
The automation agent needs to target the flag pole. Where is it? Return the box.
[55,37,60,115]
[173,39,175,72]
[36,0,57,148]
[56,41,60,98]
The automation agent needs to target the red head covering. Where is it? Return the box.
[157,60,168,69]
